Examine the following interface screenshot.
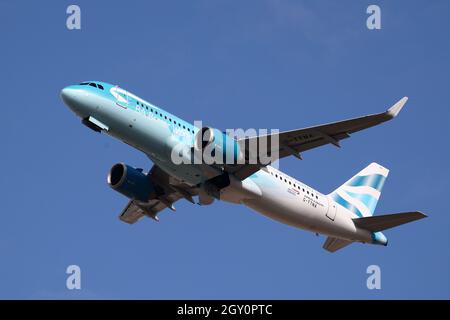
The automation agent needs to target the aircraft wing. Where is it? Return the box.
[119,165,198,224]
[323,237,353,253]
[234,97,408,180]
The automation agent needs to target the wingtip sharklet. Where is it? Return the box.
[386,96,408,118]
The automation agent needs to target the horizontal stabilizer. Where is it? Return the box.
[323,237,353,253]
[353,211,427,232]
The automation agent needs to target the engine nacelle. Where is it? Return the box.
[107,163,157,201]
[194,127,243,164]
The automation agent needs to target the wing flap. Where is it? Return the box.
[119,201,146,224]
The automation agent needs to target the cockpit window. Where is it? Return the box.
[79,82,104,90]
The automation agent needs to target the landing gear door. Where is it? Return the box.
[326,198,337,221]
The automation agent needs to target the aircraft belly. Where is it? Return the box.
[219,175,263,204]
[242,196,315,231]
[239,178,313,230]
[152,160,205,186]
[240,173,363,240]
[98,102,180,166]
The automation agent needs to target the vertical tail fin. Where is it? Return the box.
[329,163,389,218]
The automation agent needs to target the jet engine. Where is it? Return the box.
[194,127,244,165]
[107,163,157,201]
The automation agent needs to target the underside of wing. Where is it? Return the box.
[119,200,147,224]
[118,164,198,224]
[352,211,427,232]
[323,236,354,253]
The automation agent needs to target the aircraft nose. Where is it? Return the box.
[60,85,89,117]
[61,86,78,105]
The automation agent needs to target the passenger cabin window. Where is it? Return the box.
[89,83,97,88]
[97,84,104,90]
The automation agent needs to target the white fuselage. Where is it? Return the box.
[219,168,374,243]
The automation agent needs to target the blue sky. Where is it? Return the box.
[0,0,449,299]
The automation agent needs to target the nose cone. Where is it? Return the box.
[61,85,89,117]
[61,86,78,106]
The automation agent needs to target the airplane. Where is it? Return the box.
[61,81,426,252]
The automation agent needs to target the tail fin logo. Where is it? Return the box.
[346,174,386,191]
[330,163,389,217]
